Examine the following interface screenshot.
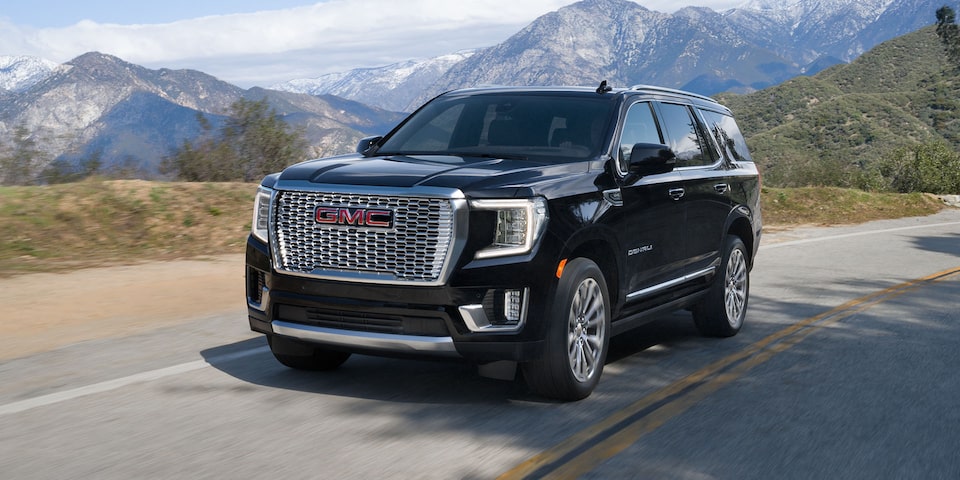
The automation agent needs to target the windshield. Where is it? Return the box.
[377,93,616,161]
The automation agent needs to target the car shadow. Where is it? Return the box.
[911,232,960,258]
[200,312,705,405]
[201,337,534,404]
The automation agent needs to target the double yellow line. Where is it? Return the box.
[499,266,960,480]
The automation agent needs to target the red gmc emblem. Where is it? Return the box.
[315,206,393,228]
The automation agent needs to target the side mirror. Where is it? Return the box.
[628,143,677,176]
[356,135,383,154]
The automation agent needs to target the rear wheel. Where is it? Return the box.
[267,335,351,371]
[523,258,610,401]
[693,235,749,337]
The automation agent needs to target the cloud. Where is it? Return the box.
[1,0,575,87]
[1,0,749,87]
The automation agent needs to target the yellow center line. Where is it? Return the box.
[499,266,960,480]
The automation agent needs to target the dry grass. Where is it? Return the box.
[0,179,947,277]
[760,187,944,226]
[1,179,256,276]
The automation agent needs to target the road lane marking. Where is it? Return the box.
[499,266,960,480]
[763,220,960,249]
[0,346,269,417]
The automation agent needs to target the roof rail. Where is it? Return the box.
[629,84,717,103]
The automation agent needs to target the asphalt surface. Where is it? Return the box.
[2,208,959,479]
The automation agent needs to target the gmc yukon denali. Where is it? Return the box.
[245,83,762,400]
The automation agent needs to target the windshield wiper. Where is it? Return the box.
[444,151,529,161]
[372,151,529,161]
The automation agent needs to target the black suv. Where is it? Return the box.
[245,84,761,400]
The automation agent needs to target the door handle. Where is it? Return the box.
[714,183,729,194]
[668,188,685,200]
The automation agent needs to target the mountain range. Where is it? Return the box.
[0,0,950,179]
[0,53,403,177]
[276,0,945,111]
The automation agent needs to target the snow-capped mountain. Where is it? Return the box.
[0,52,402,177]
[721,0,903,62]
[292,0,944,111]
[273,51,474,112]
[0,56,59,92]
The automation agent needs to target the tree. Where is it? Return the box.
[161,98,308,182]
[879,141,960,194]
[0,125,46,186]
[936,6,960,68]
[39,148,104,184]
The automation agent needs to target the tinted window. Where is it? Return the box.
[378,94,615,161]
[699,109,753,163]
[618,102,662,170]
[397,103,464,151]
[656,102,717,168]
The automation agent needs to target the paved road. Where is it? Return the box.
[2,209,959,479]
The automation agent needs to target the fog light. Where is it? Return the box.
[504,289,523,323]
[480,288,528,328]
[461,288,530,332]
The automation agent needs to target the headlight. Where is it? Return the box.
[251,186,273,243]
[471,197,548,259]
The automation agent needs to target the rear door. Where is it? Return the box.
[652,101,727,273]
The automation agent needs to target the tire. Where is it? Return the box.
[523,258,610,401]
[693,235,749,337]
[267,335,351,371]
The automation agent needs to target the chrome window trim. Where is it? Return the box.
[613,100,726,179]
[654,101,724,171]
[613,100,660,178]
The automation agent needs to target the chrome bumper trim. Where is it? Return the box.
[272,320,459,356]
[458,287,529,333]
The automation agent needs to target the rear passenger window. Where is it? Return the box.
[656,102,718,168]
[699,109,753,163]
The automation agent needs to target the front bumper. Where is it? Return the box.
[246,237,554,363]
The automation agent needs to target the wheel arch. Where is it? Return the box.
[726,214,757,268]
[560,230,621,316]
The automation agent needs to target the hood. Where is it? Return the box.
[275,153,589,195]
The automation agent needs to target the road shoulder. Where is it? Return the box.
[1,254,245,361]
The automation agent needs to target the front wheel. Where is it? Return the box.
[267,335,351,371]
[693,235,750,337]
[523,258,610,401]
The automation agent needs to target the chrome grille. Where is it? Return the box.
[274,191,455,283]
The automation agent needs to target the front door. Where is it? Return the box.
[615,102,688,299]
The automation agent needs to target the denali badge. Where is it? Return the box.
[315,206,393,228]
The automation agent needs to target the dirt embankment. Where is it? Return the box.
[1,255,245,361]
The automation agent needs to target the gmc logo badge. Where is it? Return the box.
[315,206,393,228]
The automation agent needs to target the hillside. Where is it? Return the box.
[718,26,960,187]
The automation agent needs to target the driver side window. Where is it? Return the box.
[619,102,662,171]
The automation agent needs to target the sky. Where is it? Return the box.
[0,0,746,88]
